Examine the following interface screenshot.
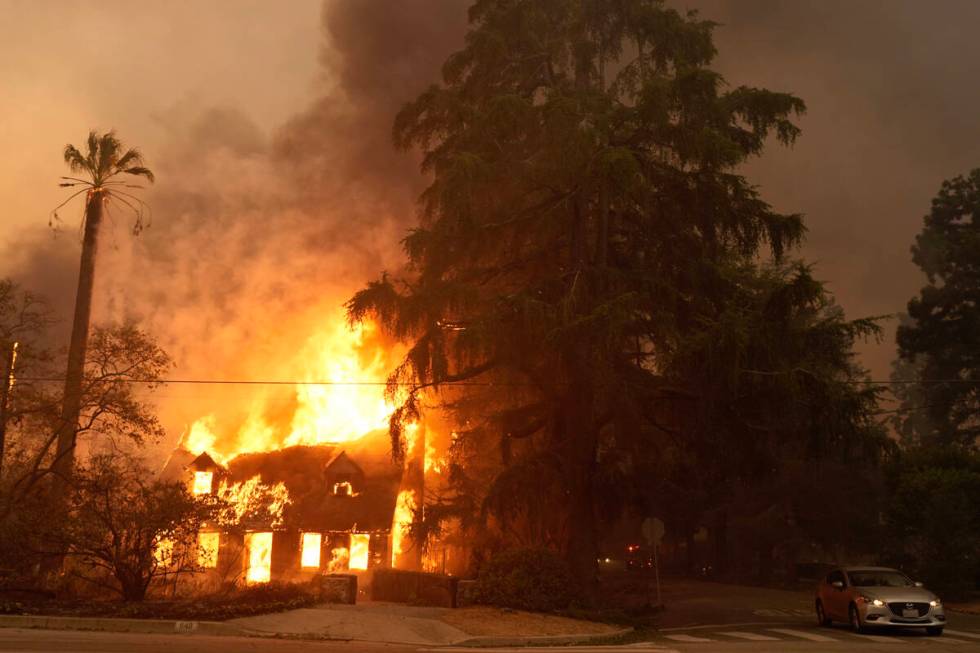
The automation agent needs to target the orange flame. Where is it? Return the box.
[181,315,396,462]
[245,531,273,584]
[217,476,292,529]
[391,489,417,566]
[349,533,369,570]
[326,546,350,572]
[197,531,220,568]
[300,532,321,568]
[192,471,213,495]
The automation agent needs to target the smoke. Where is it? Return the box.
[4,0,468,456]
[684,0,980,378]
[6,0,980,454]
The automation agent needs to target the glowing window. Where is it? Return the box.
[301,532,322,568]
[349,533,369,570]
[245,532,273,584]
[333,481,352,496]
[197,531,220,568]
[193,471,213,495]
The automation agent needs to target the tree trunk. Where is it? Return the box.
[0,341,17,478]
[684,528,695,576]
[711,509,728,578]
[560,378,599,601]
[52,190,103,497]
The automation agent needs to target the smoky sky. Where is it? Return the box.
[2,0,979,450]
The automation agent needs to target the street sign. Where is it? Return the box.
[641,517,664,545]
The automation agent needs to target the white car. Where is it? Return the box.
[815,566,946,635]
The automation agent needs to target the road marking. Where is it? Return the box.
[922,637,970,644]
[753,609,811,617]
[717,631,780,641]
[663,634,717,642]
[944,630,980,639]
[660,622,800,631]
[415,640,676,653]
[855,634,906,643]
[768,628,839,642]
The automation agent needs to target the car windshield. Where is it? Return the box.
[848,570,913,587]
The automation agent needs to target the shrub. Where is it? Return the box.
[473,547,575,612]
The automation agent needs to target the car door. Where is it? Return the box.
[824,569,849,620]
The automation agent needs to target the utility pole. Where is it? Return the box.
[0,341,18,477]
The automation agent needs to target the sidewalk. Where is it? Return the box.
[0,601,628,646]
[229,601,628,646]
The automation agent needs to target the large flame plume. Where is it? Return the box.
[180,313,396,463]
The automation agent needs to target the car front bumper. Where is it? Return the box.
[860,603,946,628]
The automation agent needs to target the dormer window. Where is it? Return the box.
[193,471,214,495]
[333,481,353,497]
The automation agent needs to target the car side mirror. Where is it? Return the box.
[831,581,844,589]
[914,581,924,588]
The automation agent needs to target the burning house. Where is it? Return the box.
[159,428,413,587]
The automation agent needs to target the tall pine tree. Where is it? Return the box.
[348,0,805,587]
[897,169,980,448]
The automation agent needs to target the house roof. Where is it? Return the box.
[159,429,404,532]
[211,429,402,532]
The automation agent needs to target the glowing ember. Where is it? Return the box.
[197,531,219,568]
[326,546,350,572]
[391,489,417,565]
[245,531,273,584]
[349,533,369,570]
[192,471,213,495]
[301,532,321,568]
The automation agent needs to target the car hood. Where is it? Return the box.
[858,587,937,603]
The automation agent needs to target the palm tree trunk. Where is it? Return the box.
[52,190,103,496]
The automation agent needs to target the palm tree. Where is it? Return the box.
[51,131,154,494]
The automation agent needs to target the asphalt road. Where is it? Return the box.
[2,578,977,653]
[4,629,980,653]
[636,578,980,651]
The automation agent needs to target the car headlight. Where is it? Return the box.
[930,599,941,607]
[861,596,884,607]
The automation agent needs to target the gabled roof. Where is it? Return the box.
[323,450,364,479]
[189,451,224,471]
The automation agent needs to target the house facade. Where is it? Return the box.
[159,431,404,588]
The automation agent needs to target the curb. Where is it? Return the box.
[0,613,633,647]
[453,626,634,647]
[0,614,252,637]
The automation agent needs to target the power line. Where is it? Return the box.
[14,377,516,387]
[12,376,980,387]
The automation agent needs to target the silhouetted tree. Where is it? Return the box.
[897,169,980,448]
[52,131,154,497]
[0,279,54,477]
[55,452,220,601]
[348,0,805,590]
[0,324,170,528]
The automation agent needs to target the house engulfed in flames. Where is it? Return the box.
[160,429,407,587]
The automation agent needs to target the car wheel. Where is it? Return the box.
[849,604,865,634]
[926,627,943,636]
[815,600,831,627]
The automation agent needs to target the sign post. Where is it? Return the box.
[641,517,664,607]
